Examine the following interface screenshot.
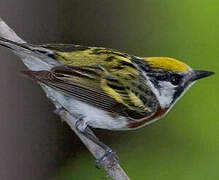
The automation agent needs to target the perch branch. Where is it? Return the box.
[0,17,130,180]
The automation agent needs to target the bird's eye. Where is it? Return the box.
[170,74,182,85]
[155,73,182,85]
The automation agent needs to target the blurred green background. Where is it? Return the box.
[0,0,218,180]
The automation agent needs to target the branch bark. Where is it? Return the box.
[0,17,130,180]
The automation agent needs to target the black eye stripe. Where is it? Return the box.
[156,74,169,81]
[149,72,183,85]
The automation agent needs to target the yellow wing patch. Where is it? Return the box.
[55,47,132,67]
[101,78,124,104]
[101,76,149,113]
[143,57,190,72]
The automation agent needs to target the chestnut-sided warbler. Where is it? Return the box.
[0,37,214,162]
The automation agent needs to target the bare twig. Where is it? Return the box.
[0,17,130,180]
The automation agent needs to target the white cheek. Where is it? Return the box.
[145,78,175,109]
[157,81,176,108]
[141,71,175,108]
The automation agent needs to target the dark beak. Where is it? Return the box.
[190,70,215,81]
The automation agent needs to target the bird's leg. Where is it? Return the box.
[75,117,118,167]
[54,106,65,115]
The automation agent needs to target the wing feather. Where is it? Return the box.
[21,44,158,120]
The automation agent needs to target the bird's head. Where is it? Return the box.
[137,57,214,109]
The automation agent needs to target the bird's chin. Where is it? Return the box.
[170,81,195,109]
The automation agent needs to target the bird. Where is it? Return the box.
[0,37,214,163]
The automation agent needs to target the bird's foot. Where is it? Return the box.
[54,106,65,115]
[96,148,119,169]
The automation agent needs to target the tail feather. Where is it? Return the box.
[0,37,59,70]
[0,37,31,52]
[0,37,55,58]
[21,70,51,82]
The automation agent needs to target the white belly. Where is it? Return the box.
[72,100,128,130]
[42,85,128,130]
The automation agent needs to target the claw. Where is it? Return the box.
[54,106,64,115]
[96,148,119,168]
[75,117,118,169]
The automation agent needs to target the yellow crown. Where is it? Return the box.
[143,57,189,72]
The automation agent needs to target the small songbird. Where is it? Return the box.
[0,37,214,162]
